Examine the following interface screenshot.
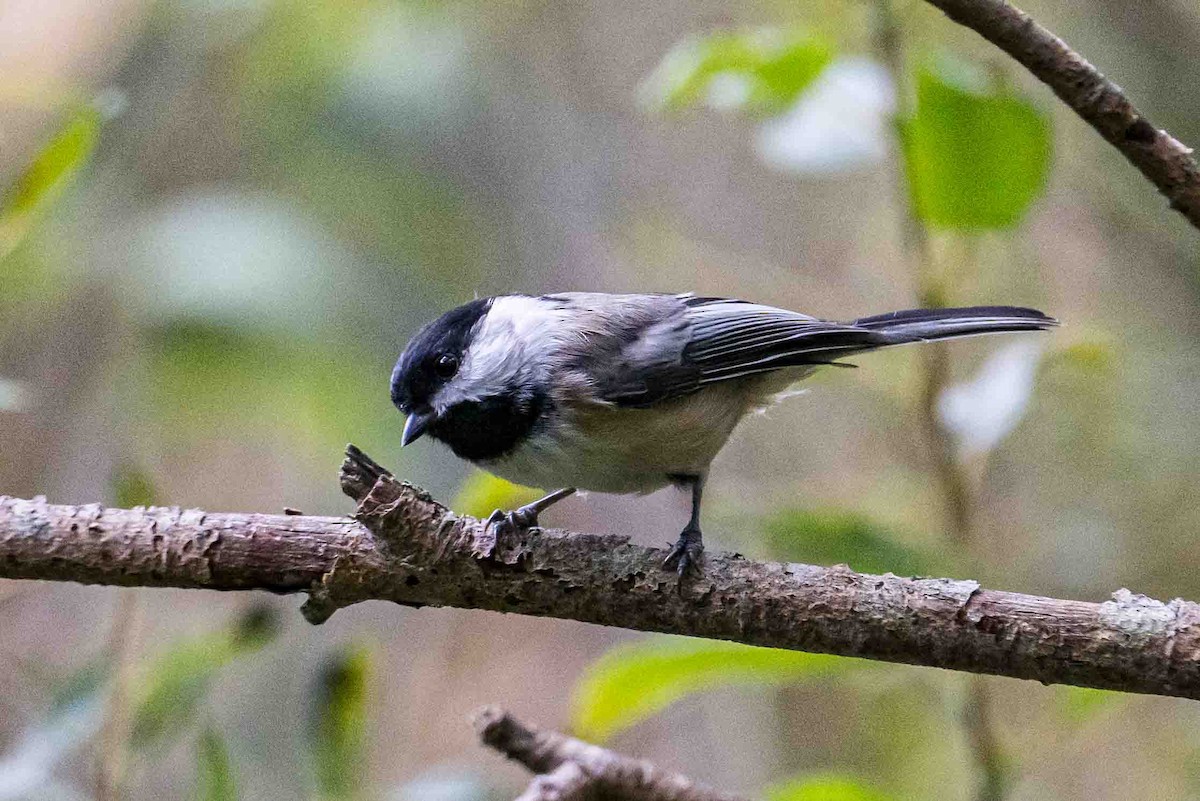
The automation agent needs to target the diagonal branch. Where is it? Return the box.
[920,0,1200,230]
[475,707,747,801]
[1,446,1200,700]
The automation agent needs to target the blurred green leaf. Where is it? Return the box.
[642,28,833,114]
[1056,686,1124,724]
[571,637,858,743]
[766,774,894,801]
[142,321,396,459]
[452,471,542,517]
[112,464,157,508]
[761,508,935,576]
[0,105,101,259]
[131,605,280,749]
[902,58,1050,229]
[1046,340,1116,375]
[47,658,110,719]
[195,726,238,801]
[310,646,372,801]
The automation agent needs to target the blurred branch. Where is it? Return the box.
[920,0,1200,231]
[1,446,1200,700]
[475,706,746,801]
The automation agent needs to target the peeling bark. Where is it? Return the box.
[920,0,1200,230]
[1,446,1200,700]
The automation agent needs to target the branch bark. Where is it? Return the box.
[1,446,1199,701]
[920,0,1200,231]
[475,707,746,801]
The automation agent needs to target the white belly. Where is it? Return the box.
[478,369,811,493]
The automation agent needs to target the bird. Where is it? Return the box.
[390,292,1057,576]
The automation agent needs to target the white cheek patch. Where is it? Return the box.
[431,296,571,413]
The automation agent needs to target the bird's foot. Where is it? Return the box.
[484,487,576,538]
[661,526,704,580]
[485,504,541,538]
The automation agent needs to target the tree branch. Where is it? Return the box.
[1,446,1199,700]
[921,0,1200,231]
[475,707,747,801]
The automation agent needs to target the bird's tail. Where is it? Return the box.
[851,306,1058,345]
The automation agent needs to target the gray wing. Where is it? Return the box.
[565,294,877,408]
[559,293,1056,408]
[542,292,700,406]
[679,296,880,384]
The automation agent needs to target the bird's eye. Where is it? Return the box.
[433,353,459,379]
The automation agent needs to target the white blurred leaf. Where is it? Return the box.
[390,769,489,801]
[0,692,105,799]
[340,8,472,130]
[755,57,895,174]
[0,378,30,412]
[937,340,1046,459]
[119,192,357,331]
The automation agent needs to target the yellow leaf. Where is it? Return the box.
[452,471,541,518]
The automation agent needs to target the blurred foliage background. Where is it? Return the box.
[2,0,1200,799]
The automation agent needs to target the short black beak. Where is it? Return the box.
[402,410,434,446]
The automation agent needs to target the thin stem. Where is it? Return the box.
[872,3,1007,800]
[95,590,143,801]
[962,674,1011,801]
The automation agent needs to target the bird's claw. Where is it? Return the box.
[485,506,539,538]
[661,528,704,581]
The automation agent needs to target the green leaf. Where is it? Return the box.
[309,646,372,801]
[1046,340,1116,375]
[142,321,398,459]
[902,58,1051,229]
[195,726,238,801]
[451,470,542,518]
[0,105,101,258]
[570,637,857,742]
[1056,686,1124,724]
[131,605,280,749]
[112,464,157,508]
[642,28,833,114]
[760,508,936,576]
[766,774,894,801]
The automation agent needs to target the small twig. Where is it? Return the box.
[475,707,747,801]
[515,762,591,801]
[919,0,1200,231]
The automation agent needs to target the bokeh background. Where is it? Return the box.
[3,0,1200,799]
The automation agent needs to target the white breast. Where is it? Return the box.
[479,368,810,493]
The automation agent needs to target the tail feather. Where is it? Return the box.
[851,305,1058,344]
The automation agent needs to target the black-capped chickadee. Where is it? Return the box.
[390,293,1056,576]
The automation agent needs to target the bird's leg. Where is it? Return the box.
[662,475,705,577]
[486,487,576,535]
